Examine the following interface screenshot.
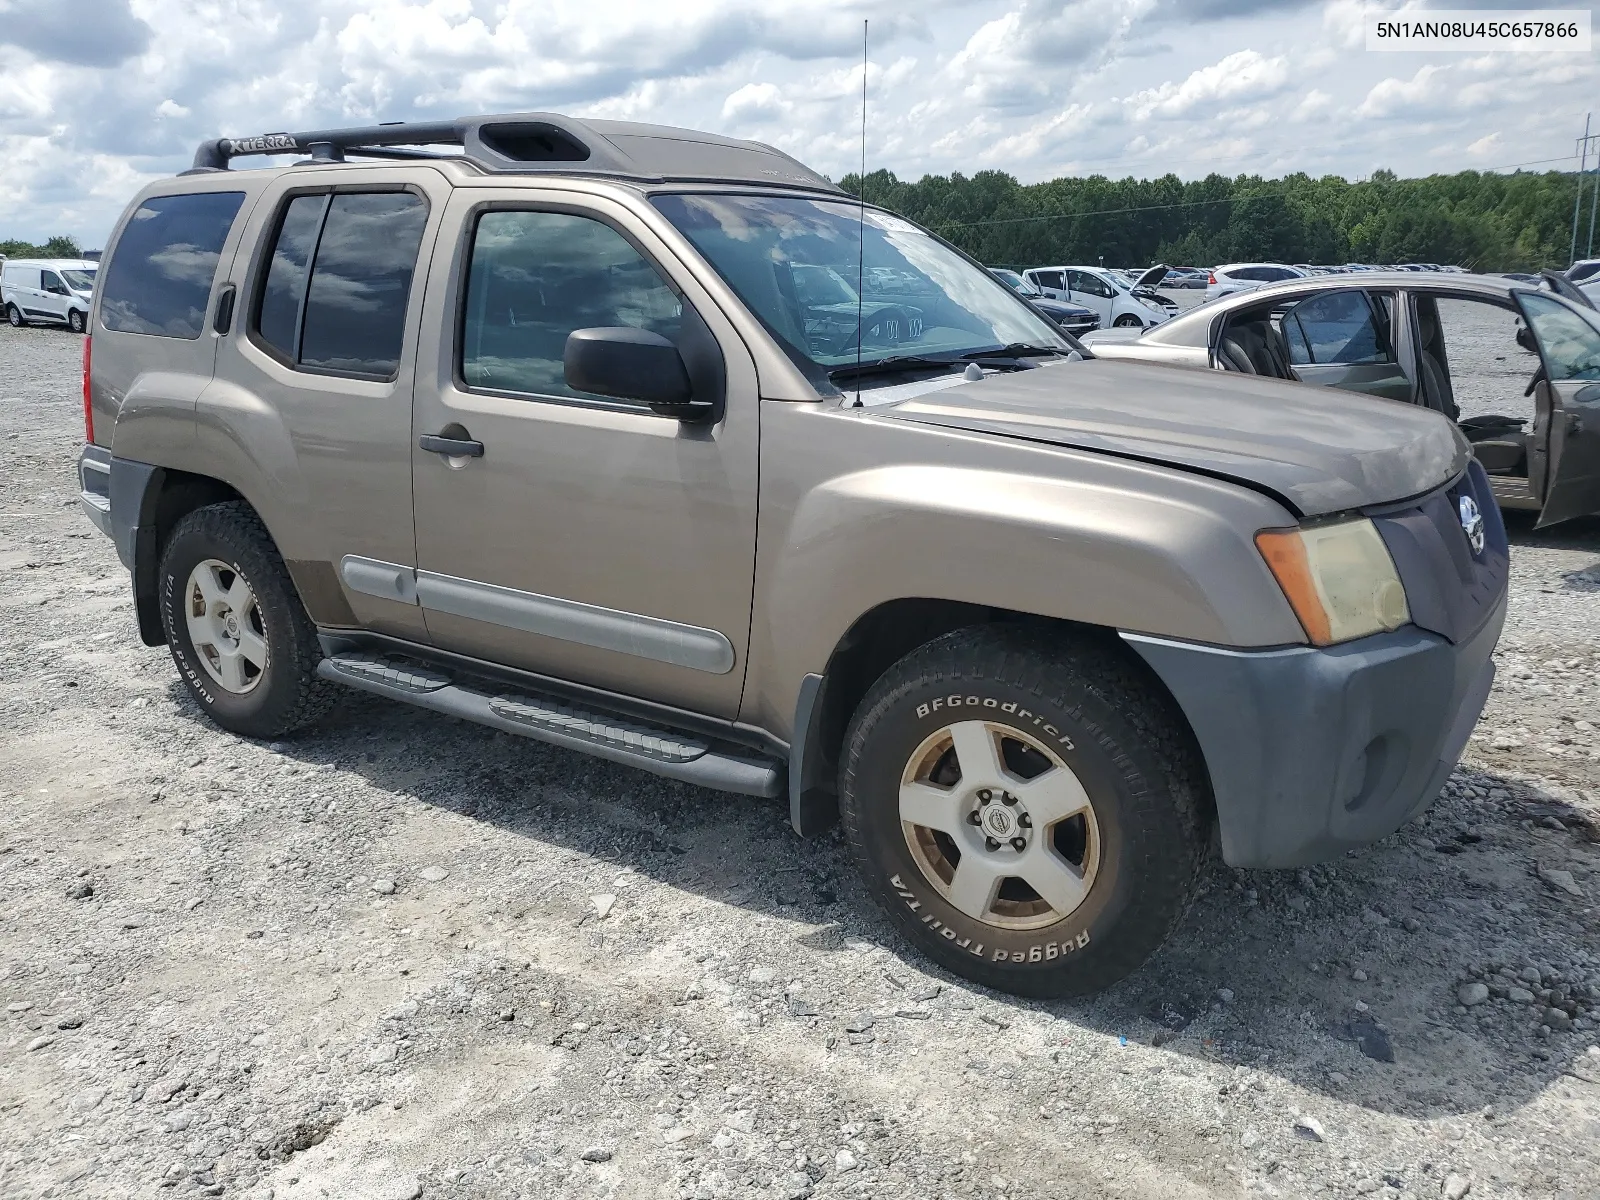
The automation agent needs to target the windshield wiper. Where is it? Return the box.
[960,344,1066,360]
[827,355,964,382]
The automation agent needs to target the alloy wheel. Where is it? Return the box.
[899,720,1100,929]
[184,558,268,694]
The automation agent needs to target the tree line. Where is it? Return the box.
[6,166,1588,272]
[0,235,85,259]
[840,167,1587,272]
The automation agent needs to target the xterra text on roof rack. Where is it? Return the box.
[77,113,1507,996]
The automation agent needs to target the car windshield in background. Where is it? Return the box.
[61,270,96,291]
[991,268,1042,297]
[652,194,1070,379]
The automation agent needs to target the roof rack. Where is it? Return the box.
[189,112,843,194]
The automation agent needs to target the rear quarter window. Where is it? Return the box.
[99,192,245,339]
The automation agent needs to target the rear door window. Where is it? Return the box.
[1034,270,1063,290]
[100,192,246,338]
[251,191,429,379]
[1282,290,1393,365]
[255,195,327,361]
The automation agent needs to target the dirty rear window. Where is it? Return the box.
[99,192,245,339]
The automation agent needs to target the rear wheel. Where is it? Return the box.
[67,309,86,334]
[6,304,23,328]
[158,502,335,739]
[1113,313,1143,328]
[840,625,1208,997]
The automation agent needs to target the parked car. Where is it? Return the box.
[1160,267,1208,290]
[78,112,1506,998]
[1566,259,1600,285]
[1023,264,1172,327]
[2,257,97,332]
[1083,270,1600,525]
[989,268,1100,337]
[1205,263,1304,302]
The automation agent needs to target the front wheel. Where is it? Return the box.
[158,502,335,739]
[840,625,1208,997]
[68,309,86,334]
[6,304,23,328]
[1113,313,1143,328]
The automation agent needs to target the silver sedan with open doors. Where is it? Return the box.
[1083,272,1600,526]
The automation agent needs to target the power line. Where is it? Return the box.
[920,152,1583,232]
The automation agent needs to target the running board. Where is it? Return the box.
[317,653,784,798]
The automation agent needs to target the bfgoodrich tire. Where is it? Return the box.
[158,502,335,739]
[840,624,1209,998]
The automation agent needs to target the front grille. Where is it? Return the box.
[1371,459,1508,645]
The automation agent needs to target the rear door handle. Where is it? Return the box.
[419,434,484,458]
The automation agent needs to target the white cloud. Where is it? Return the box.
[1126,50,1290,121]
[721,81,790,123]
[1465,131,1501,158]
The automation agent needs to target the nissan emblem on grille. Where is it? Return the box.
[1458,494,1485,555]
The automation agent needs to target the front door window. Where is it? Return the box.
[1519,292,1600,381]
[459,210,682,404]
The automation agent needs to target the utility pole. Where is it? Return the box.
[1590,134,1600,258]
[1574,112,1587,267]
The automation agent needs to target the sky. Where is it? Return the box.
[1,0,1596,246]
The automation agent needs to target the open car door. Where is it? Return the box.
[1514,289,1600,526]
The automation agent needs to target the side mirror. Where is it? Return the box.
[564,327,712,421]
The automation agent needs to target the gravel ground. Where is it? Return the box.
[2,323,1598,1200]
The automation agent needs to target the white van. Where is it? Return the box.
[2,258,98,333]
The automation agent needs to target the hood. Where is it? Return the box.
[1032,297,1094,318]
[1133,264,1170,290]
[876,358,1468,517]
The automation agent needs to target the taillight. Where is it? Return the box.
[82,336,94,443]
[1207,272,1217,285]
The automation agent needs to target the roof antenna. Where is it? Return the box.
[851,18,868,409]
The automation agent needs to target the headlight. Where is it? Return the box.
[1255,519,1409,646]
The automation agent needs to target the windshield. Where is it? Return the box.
[61,269,96,291]
[991,268,1041,297]
[652,194,1070,381]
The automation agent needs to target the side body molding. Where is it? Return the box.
[339,557,737,675]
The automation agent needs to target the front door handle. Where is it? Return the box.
[419,434,484,458]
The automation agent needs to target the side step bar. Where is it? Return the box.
[317,653,784,798]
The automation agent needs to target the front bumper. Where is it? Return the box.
[1122,594,1505,868]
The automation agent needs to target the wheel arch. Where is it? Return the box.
[112,461,252,646]
[788,598,1212,837]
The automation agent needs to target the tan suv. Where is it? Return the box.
[76,114,1508,997]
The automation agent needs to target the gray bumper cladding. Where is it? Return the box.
[77,445,113,539]
[1122,597,1506,869]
